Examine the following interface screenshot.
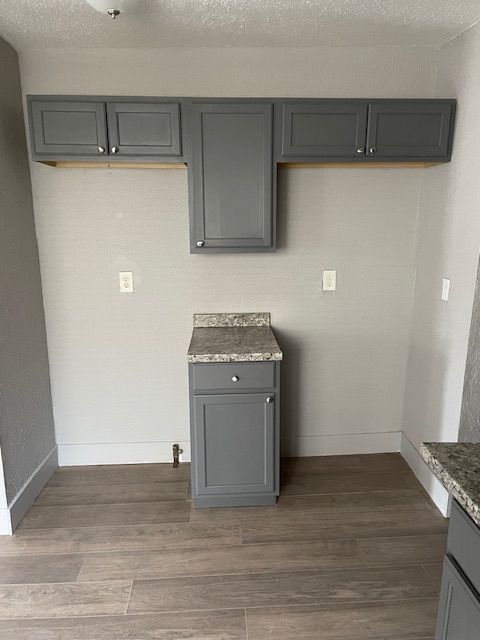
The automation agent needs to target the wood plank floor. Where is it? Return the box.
[0,453,447,639]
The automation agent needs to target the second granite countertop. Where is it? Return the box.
[421,442,480,526]
[187,326,283,363]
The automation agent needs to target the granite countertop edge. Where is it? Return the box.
[420,442,480,527]
[187,351,283,363]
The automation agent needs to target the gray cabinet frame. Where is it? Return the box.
[189,361,281,508]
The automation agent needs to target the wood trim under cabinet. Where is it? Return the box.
[41,161,188,169]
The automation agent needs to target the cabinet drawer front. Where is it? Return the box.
[192,363,275,390]
[447,500,480,594]
[435,555,480,640]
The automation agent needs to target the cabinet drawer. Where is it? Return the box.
[447,500,480,594]
[192,362,275,390]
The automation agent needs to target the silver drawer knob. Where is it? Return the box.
[232,376,239,382]
[98,146,105,154]
[111,146,119,154]
[356,148,364,154]
[369,147,376,154]
[266,396,274,403]
[196,240,205,247]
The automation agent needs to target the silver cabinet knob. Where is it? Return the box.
[356,148,364,154]
[369,147,376,154]
[266,396,274,403]
[111,146,119,154]
[196,241,205,247]
[232,376,239,382]
[98,146,105,154]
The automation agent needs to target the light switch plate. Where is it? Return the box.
[323,270,337,291]
[119,271,134,293]
[441,278,450,302]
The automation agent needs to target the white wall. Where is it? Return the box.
[402,23,480,511]
[19,46,436,464]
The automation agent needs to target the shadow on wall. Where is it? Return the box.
[403,163,451,446]
[273,327,304,457]
[459,252,480,442]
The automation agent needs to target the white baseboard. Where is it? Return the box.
[0,446,58,535]
[400,432,450,516]
[58,441,191,466]
[292,431,402,457]
[0,509,12,535]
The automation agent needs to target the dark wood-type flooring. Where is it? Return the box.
[0,453,447,639]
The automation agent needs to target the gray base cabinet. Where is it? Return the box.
[436,557,480,640]
[189,362,280,507]
[435,500,480,639]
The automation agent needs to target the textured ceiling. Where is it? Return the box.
[0,0,479,50]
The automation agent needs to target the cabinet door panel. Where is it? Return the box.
[193,393,275,495]
[188,102,274,251]
[29,99,107,159]
[106,101,182,157]
[278,101,368,159]
[367,101,455,159]
[436,556,480,640]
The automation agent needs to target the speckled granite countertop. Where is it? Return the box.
[421,442,480,526]
[187,313,283,363]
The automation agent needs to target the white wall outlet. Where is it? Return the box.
[441,278,450,302]
[119,271,134,293]
[322,270,337,292]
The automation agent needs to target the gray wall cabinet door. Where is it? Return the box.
[278,101,368,160]
[187,102,274,252]
[106,101,182,158]
[193,393,275,495]
[367,101,455,160]
[435,556,480,640]
[29,99,107,159]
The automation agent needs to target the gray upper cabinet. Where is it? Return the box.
[367,100,456,160]
[106,101,182,158]
[193,393,275,496]
[276,99,455,162]
[29,99,107,160]
[27,96,183,162]
[277,101,368,160]
[187,101,274,253]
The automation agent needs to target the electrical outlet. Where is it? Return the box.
[441,278,450,302]
[119,271,134,293]
[323,270,337,291]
